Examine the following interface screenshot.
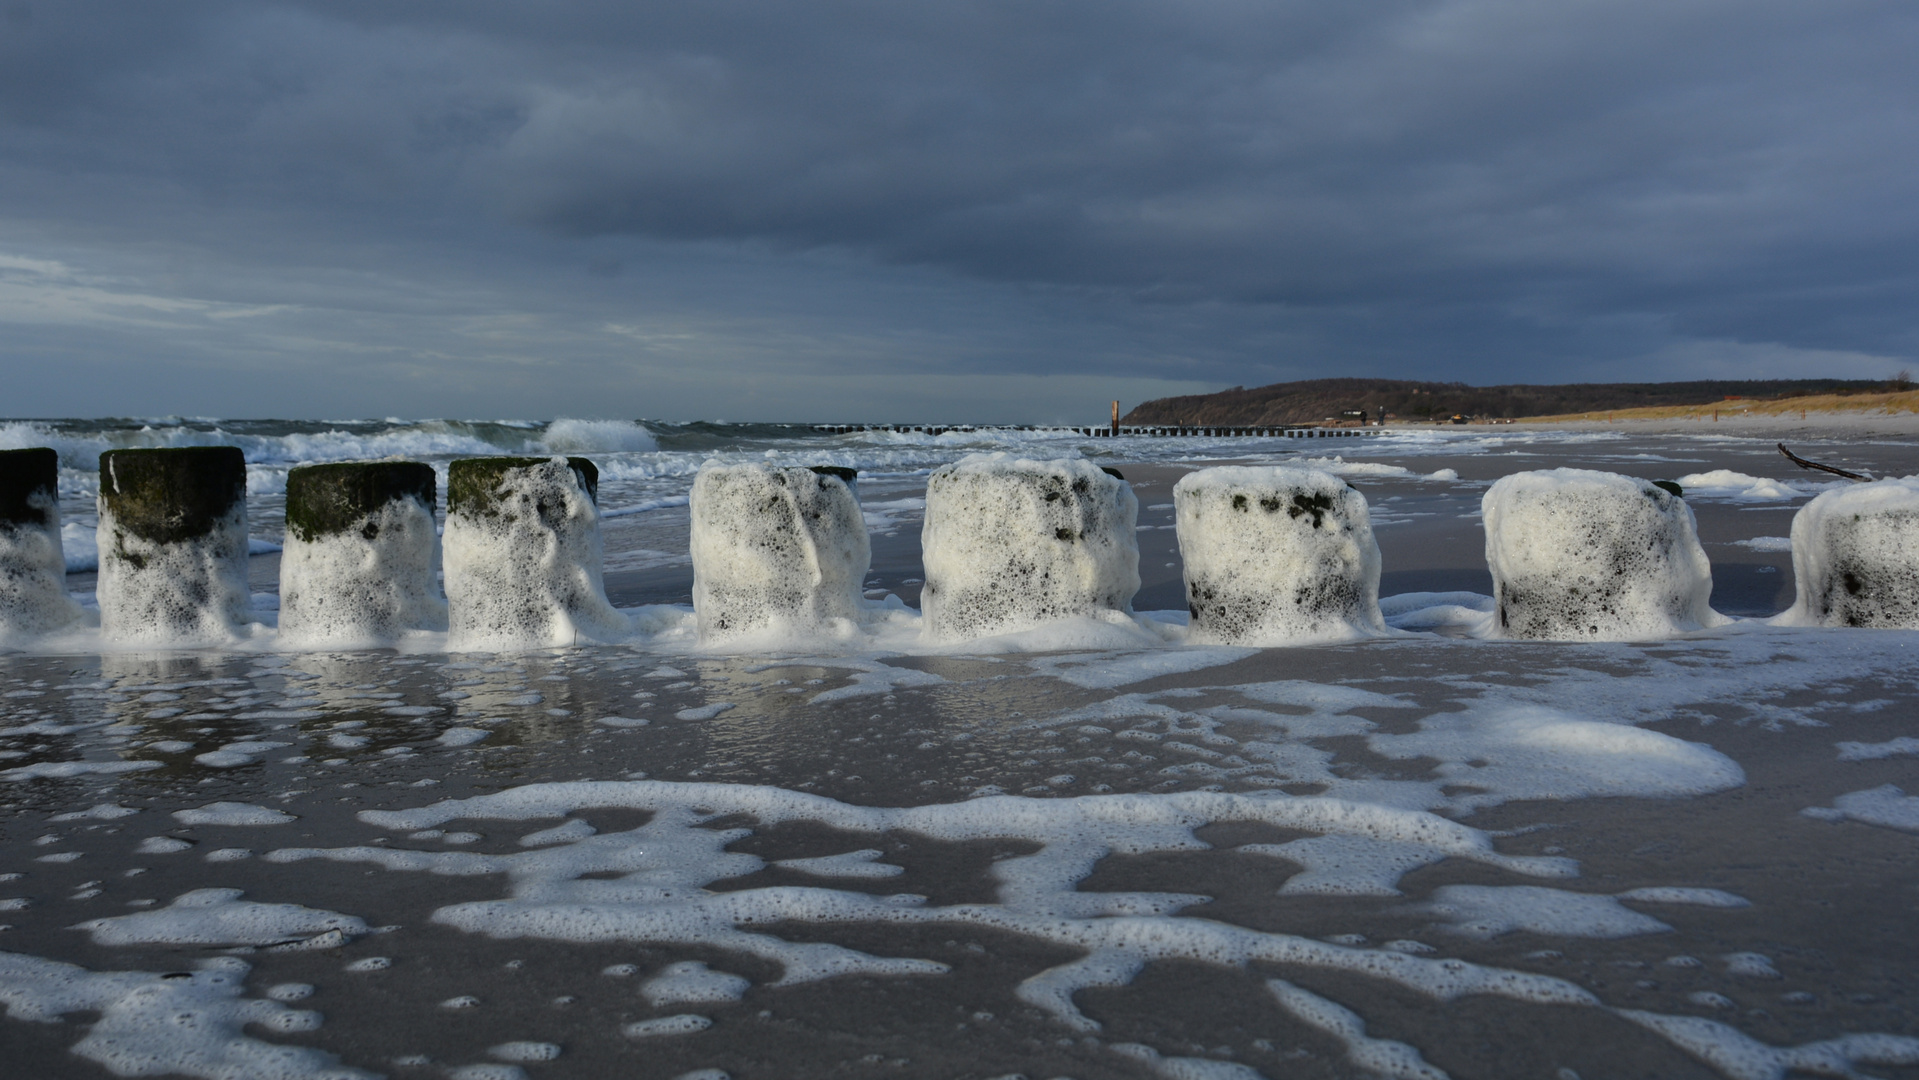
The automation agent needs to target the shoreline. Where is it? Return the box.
[1381,409,1919,438]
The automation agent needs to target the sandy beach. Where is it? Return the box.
[4,419,1919,1080]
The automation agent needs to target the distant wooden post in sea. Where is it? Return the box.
[1111,400,1120,437]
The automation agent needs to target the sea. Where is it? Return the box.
[1,416,1916,1080]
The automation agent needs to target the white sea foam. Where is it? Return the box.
[1775,477,1919,628]
[1,759,160,782]
[1803,784,1919,832]
[49,803,140,821]
[539,419,658,454]
[1365,705,1746,812]
[444,458,629,651]
[1835,736,1919,761]
[1674,470,1809,501]
[0,952,370,1080]
[642,961,752,1006]
[72,888,365,947]
[487,1041,563,1062]
[1174,466,1386,645]
[1267,978,1446,1080]
[172,802,298,826]
[773,849,905,879]
[97,504,253,646]
[1482,469,1725,640]
[279,495,447,648]
[1412,885,1680,939]
[689,464,869,645]
[0,489,83,642]
[244,774,1896,1073]
[920,455,1139,642]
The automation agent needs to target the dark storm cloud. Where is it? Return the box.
[1,0,1915,417]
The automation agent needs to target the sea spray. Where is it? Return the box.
[278,462,447,647]
[920,454,1139,641]
[1174,465,1386,645]
[96,447,251,645]
[0,447,82,641]
[690,464,869,643]
[1777,477,1919,628]
[1483,468,1724,641]
[443,456,628,650]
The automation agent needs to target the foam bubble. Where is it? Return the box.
[1674,470,1808,501]
[1803,784,1919,832]
[97,503,253,646]
[689,464,869,645]
[1411,885,1680,940]
[444,458,629,650]
[0,951,370,1080]
[1174,466,1386,645]
[1776,477,1919,628]
[488,1041,562,1062]
[172,802,298,827]
[622,1014,712,1038]
[1482,469,1724,640]
[642,961,751,1006]
[279,497,447,648]
[73,888,366,947]
[920,454,1138,642]
[0,489,84,642]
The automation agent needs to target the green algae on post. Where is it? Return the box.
[443,456,625,650]
[449,456,598,518]
[279,461,447,647]
[96,446,251,644]
[98,447,246,545]
[284,461,437,543]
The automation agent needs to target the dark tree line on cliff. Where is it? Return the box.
[1121,378,1897,426]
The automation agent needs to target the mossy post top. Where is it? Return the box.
[0,447,59,527]
[285,461,438,543]
[807,465,858,485]
[98,446,247,544]
[448,456,598,516]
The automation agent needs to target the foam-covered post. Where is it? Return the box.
[921,454,1139,641]
[97,446,251,644]
[1781,478,1919,627]
[443,456,626,650]
[0,447,82,639]
[1174,465,1384,644]
[689,463,869,642]
[279,461,446,646]
[1483,468,1723,640]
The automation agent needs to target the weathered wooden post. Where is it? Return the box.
[690,464,869,642]
[1780,479,1919,627]
[98,447,251,644]
[1483,469,1722,640]
[443,456,626,650]
[279,461,446,646]
[1175,466,1385,644]
[0,447,82,639]
[921,455,1138,641]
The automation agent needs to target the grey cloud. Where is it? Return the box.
[0,1,1914,418]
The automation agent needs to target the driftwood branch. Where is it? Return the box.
[1778,443,1870,482]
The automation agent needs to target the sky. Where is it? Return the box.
[1,1,1915,423]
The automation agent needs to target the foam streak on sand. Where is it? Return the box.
[217,776,1911,1078]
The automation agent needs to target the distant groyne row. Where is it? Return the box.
[2,446,1914,651]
